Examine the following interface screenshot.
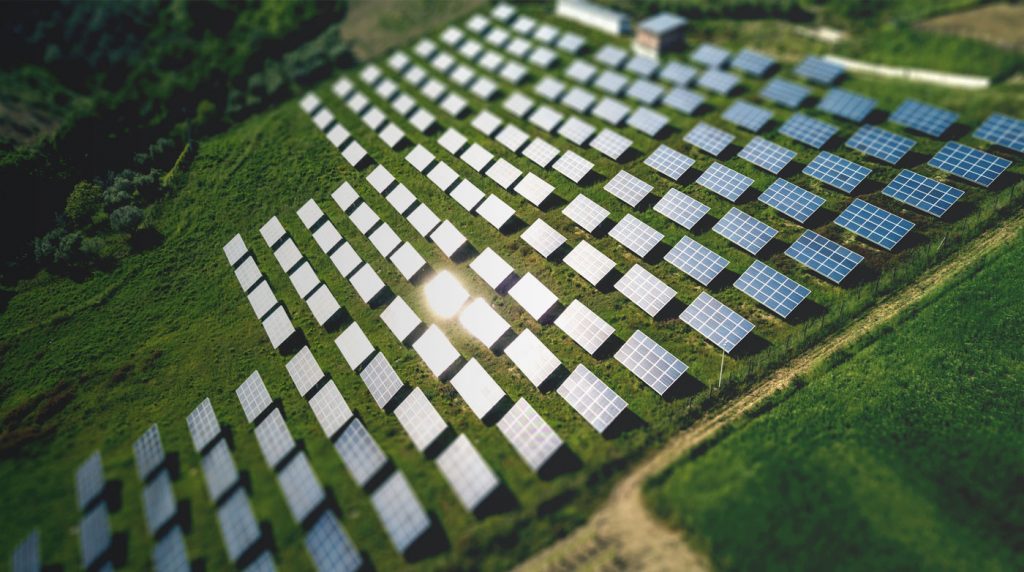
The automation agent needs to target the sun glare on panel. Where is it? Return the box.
[424,271,469,318]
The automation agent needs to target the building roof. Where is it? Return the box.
[638,12,688,36]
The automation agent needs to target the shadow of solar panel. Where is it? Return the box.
[604,170,653,207]
[779,113,838,149]
[696,162,753,202]
[615,265,676,317]
[435,435,500,512]
[738,137,796,174]
[592,97,631,125]
[563,194,609,232]
[684,122,734,157]
[626,107,669,137]
[680,292,754,353]
[609,214,664,258]
[882,170,964,217]
[660,61,698,86]
[890,99,958,138]
[817,88,876,123]
[614,331,687,395]
[665,236,728,286]
[335,419,388,488]
[835,198,914,250]
[928,141,1012,188]
[794,56,844,85]
[564,241,616,286]
[758,178,825,223]
[713,207,778,255]
[645,145,695,181]
[731,48,775,77]
[845,125,916,164]
[662,87,704,115]
[735,261,810,318]
[371,472,431,554]
[786,230,862,283]
[591,128,633,160]
[973,112,1024,152]
[803,151,871,193]
[557,365,627,434]
[655,190,709,230]
[626,79,664,105]
[594,45,628,68]
[497,398,563,472]
[305,512,363,572]
[556,299,615,355]
[696,69,740,95]
[721,100,773,133]
[690,43,730,67]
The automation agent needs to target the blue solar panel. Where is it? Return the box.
[803,151,872,193]
[659,61,698,86]
[662,87,704,115]
[890,99,958,138]
[735,261,810,318]
[779,113,838,149]
[696,69,740,95]
[845,125,916,165]
[882,169,965,218]
[835,199,915,250]
[758,178,825,223]
[721,100,773,133]
[679,292,754,353]
[684,122,734,157]
[731,48,776,77]
[793,56,844,85]
[786,230,863,283]
[654,189,710,230]
[664,236,728,286]
[713,208,778,255]
[928,141,1011,188]
[645,145,695,181]
[759,78,809,109]
[696,162,754,202]
[973,112,1024,153]
[738,137,796,174]
[690,43,730,68]
[817,88,876,123]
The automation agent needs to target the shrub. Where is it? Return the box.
[64,181,104,224]
[110,205,144,233]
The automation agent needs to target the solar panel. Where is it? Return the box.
[558,116,597,146]
[505,329,561,387]
[262,306,296,349]
[592,97,631,125]
[478,50,504,72]
[462,143,494,172]
[512,14,537,35]
[496,123,530,153]
[594,45,628,68]
[928,141,1011,188]
[76,451,105,511]
[223,234,248,266]
[370,472,431,554]
[234,258,261,293]
[523,137,560,168]
[216,490,260,563]
[793,56,844,85]
[835,198,915,250]
[332,181,359,213]
[529,105,565,132]
[625,79,664,105]
[973,112,1024,152]
[187,398,220,453]
[299,92,322,114]
[389,242,427,281]
[355,354,403,412]
[721,100,774,133]
[738,137,796,174]
[522,219,567,258]
[845,124,916,164]
[349,264,386,304]
[533,23,559,45]
[141,472,177,535]
[758,178,825,223]
[345,92,369,114]
[642,146,692,181]
[403,65,427,88]
[278,452,325,523]
[497,398,562,472]
[441,25,467,47]
[471,110,503,137]
[664,236,729,286]
[309,382,354,439]
[200,441,238,502]
[591,128,633,161]
[335,419,388,488]
[803,151,872,193]
[392,92,417,116]
[385,184,416,216]
[564,240,616,286]
[660,61,698,86]
[557,32,585,54]
[696,69,740,95]
[440,92,468,117]
[515,172,556,206]
[133,424,165,481]
[470,247,515,290]
[394,387,447,453]
[615,265,676,318]
[691,43,730,68]
[779,113,837,149]
[288,262,320,300]
[594,70,629,96]
[254,409,295,469]
[713,207,778,255]
[681,292,754,352]
[273,239,302,273]
[305,512,363,572]
[458,298,511,349]
[552,150,594,183]
[11,530,40,572]
[615,330,687,395]
[410,107,437,133]
[735,260,811,318]
[817,88,876,123]
[731,48,775,77]
[535,77,566,101]
[361,106,387,131]
[307,284,342,327]
[466,14,490,35]
[696,162,754,202]
[470,76,499,100]
[554,299,615,355]
[509,273,559,321]
[654,189,710,231]
[890,99,958,138]
[529,46,558,69]
[336,322,375,371]
[414,38,438,59]
[625,54,659,77]
[332,77,354,99]
[236,371,272,424]
[484,27,510,48]
[79,503,111,568]
[326,124,351,148]
[662,87,704,115]
[883,169,965,217]
[566,60,597,84]
[684,122,734,157]
[387,51,411,72]
[557,364,627,434]
[260,216,286,248]
[426,161,459,192]
[786,230,862,283]
[477,194,516,230]
[459,40,482,63]
[562,193,609,233]
[626,107,669,137]
[504,92,536,118]
[609,214,663,258]
[604,170,654,207]
[329,242,362,278]
[448,357,504,419]
[412,325,461,378]
[435,434,500,512]
[313,108,335,131]
[431,220,468,258]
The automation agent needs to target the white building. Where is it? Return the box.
[555,0,630,36]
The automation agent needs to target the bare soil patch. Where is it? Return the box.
[341,0,485,61]
[919,3,1024,51]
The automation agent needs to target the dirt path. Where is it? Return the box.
[517,210,1024,572]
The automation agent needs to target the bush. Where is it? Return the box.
[33,226,67,263]
[64,181,103,224]
[110,205,144,233]
[53,231,83,265]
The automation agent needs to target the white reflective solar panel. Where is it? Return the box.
[889,99,957,138]
[370,472,431,554]
[615,265,676,318]
[187,398,220,453]
[236,371,272,424]
[522,219,567,258]
[11,531,40,572]
[504,92,536,118]
[696,69,740,95]
[696,162,754,202]
[336,323,375,371]
[254,409,295,469]
[523,137,560,168]
[505,329,561,387]
[529,105,565,132]
[558,116,596,146]
[735,260,810,318]
[626,107,669,137]
[440,92,468,117]
[882,169,964,217]
[360,352,404,409]
[529,46,558,69]
[312,224,342,254]
[615,330,687,395]
[477,194,516,230]
[497,398,563,472]
[300,92,322,114]
[76,451,106,511]
[655,189,710,230]
[200,441,238,502]
[381,296,422,344]
[534,23,559,44]
[759,77,809,109]
[514,172,555,206]
[466,14,491,34]
[307,284,341,327]
[738,137,796,174]
[394,387,447,452]
[552,150,593,183]
[335,419,388,487]
[470,247,515,290]
[286,347,325,398]
[451,179,486,212]
[562,194,609,233]
[660,61,699,86]
[349,204,381,235]
[330,242,362,278]
[713,208,778,255]
[500,61,528,84]
[779,113,838,149]
[262,306,296,349]
[385,184,416,215]
[470,76,499,100]
[304,512,363,572]
[288,262,321,300]
[479,50,504,72]
[273,239,303,274]
[142,473,177,535]
[435,434,500,512]
[390,242,428,281]
[594,70,629,96]
[486,158,523,189]
[223,234,248,266]
[594,45,628,68]
[566,60,597,84]
[340,140,368,167]
[679,292,754,353]
[973,112,1024,152]
[350,264,387,304]
[645,145,694,181]
[410,108,436,133]
[557,32,585,54]
[260,216,286,248]
[413,325,461,378]
[625,79,664,105]
[684,122,734,157]
[216,490,260,563]
[557,364,627,434]
[449,357,505,419]
[387,51,411,72]
[462,143,494,172]
[609,214,664,258]
[691,43,730,68]
[731,48,775,77]
[485,27,511,48]
[369,223,402,258]
[591,128,633,161]
[625,54,659,77]
[496,124,530,153]
[663,86,705,115]
[604,170,653,207]
[458,40,482,62]
[393,92,417,116]
[554,299,615,355]
[458,298,511,349]
[313,108,335,131]
[439,128,468,155]
[332,182,360,212]
[564,241,616,286]
[721,100,774,133]
[152,526,189,572]
[758,178,825,223]
[471,110,504,137]
[592,97,631,125]
[509,273,559,321]
[332,77,355,99]
[535,77,566,102]
[277,452,325,523]
[133,424,165,480]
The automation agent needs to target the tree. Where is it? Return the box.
[64,181,104,224]
[110,205,144,233]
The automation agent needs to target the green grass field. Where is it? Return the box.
[645,231,1024,571]
[2,4,1024,570]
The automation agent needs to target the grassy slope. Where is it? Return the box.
[645,231,1024,571]
[1,6,1024,571]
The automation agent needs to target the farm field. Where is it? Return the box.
[1,2,1023,571]
[645,227,1024,571]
